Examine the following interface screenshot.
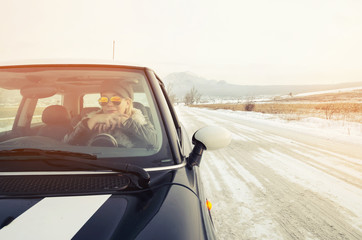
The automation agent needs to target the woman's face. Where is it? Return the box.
[101,92,130,115]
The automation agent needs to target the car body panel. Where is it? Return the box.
[0,168,210,240]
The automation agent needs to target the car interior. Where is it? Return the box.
[0,66,161,155]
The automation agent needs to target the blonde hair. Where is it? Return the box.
[125,98,133,116]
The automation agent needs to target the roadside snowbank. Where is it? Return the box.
[209,108,362,142]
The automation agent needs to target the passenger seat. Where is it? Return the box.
[37,105,73,140]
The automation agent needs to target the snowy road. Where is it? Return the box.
[175,106,362,240]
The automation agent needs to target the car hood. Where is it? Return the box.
[0,183,205,240]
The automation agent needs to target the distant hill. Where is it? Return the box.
[163,72,362,99]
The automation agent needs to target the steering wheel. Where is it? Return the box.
[88,133,118,147]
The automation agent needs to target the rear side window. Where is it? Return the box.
[31,95,62,125]
[0,89,21,131]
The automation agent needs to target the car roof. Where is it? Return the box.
[0,62,153,94]
[0,59,149,68]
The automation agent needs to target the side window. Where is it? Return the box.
[0,89,22,131]
[31,95,62,125]
[159,79,181,137]
[134,93,149,107]
[83,94,100,108]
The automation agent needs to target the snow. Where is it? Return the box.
[213,107,362,139]
[175,105,362,239]
[294,86,362,97]
[200,86,362,103]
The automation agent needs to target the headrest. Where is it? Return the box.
[42,105,71,125]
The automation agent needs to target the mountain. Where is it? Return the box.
[163,72,362,99]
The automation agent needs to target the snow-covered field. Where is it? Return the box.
[294,86,362,97]
[175,105,362,240]
[199,86,362,104]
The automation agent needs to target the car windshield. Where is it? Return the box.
[0,64,172,169]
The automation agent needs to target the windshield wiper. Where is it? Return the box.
[0,148,150,188]
[0,148,97,160]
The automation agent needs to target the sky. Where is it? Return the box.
[1,0,362,85]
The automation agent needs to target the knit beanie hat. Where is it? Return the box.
[100,80,134,99]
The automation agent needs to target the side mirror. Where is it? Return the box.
[187,126,231,168]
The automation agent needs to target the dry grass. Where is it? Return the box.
[279,89,362,102]
[191,102,362,123]
[191,89,362,123]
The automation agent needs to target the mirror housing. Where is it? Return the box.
[187,126,231,168]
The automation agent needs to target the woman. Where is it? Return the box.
[64,81,157,148]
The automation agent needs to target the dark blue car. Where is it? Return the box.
[0,62,231,239]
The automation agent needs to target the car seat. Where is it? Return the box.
[37,105,73,140]
[133,102,153,124]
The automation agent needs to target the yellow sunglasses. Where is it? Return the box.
[98,96,122,106]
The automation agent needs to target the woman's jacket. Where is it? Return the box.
[64,108,157,148]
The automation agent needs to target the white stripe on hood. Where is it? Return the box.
[0,195,111,240]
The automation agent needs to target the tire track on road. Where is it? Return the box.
[176,106,362,239]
